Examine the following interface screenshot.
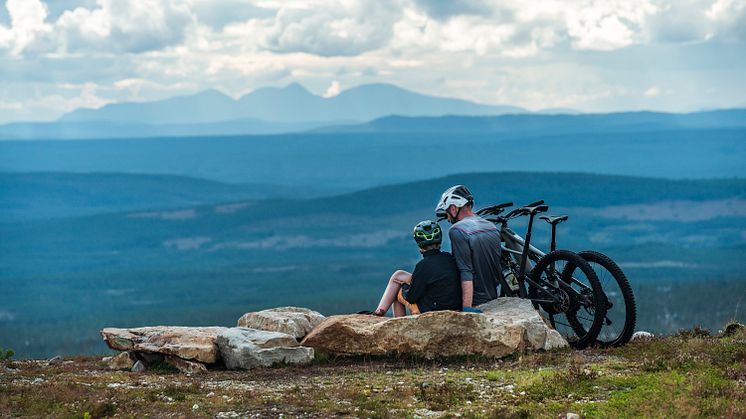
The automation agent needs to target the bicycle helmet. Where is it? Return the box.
[413,220,442,248]
[435,185,474,218]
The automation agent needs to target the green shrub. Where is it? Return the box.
[0,347,14,360]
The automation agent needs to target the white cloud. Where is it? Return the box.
[322,79,340,97]
[644,86,660,97]
[261,0,401,56]
[565,0,659,51]
[0,0,52,55]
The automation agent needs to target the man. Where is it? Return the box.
[436,185,502,309]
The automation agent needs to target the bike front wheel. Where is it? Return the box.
[527,250,607,349]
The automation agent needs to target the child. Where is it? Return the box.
[370,220,462,317]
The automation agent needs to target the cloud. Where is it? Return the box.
[565,0,659,51]
[261,1,401,56]
[323,80,340,97]
[185,0,275,30]
[644,86,660,97]
[412,0,494,20]
[54,0,196,54]
[0,0,52,55]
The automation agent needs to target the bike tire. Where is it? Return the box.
[574,250,637,347]
[527,250,607,349]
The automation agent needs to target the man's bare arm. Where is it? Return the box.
[461,280,473,308]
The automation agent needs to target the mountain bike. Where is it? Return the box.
[478,201,636,347]
[472,201,608,349]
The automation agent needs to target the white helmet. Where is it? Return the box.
[435,185,474,218]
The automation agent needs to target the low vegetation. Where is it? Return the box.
[1,325,744,418]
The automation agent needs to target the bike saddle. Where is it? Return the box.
[540,215,569,225]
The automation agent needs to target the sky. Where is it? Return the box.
[0,0,745,123]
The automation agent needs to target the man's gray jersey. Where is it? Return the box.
[448,215,502,306]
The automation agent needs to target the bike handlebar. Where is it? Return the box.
[476,201,514,216]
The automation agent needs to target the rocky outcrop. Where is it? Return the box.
[101,326,227,364]
[217,328,314,370]
[237,307,326,340]
[301,298,567,358]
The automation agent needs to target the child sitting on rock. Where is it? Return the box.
[369,220,462,317]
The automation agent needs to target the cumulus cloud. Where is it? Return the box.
[0,0,52,55]
[54,0,196,54]
[261,1,401,56]
[413,0,494,20]
[323,79,340,97]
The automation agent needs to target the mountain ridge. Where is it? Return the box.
[57,82,527,126]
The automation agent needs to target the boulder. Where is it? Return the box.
[105,352,136,370]
[165,355,208,374]
[217,328,314,370]
[237,307,326,339]
[301,297,567,358]
[101,326,228,364]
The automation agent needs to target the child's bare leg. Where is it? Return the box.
[375,270,412,315]
[392,301,407,317]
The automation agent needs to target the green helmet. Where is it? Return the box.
[413,220,442,248]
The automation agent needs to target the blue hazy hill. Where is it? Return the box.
[1,127,743,187]
[318,109,746,133]
[0,172,332,221]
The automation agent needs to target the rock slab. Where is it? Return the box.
[217,328,314,370]
[301,297,567,358]
[101,326,228,364]
[237,307,326,339]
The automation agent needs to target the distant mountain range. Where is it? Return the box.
[58,83,525,124]
[0,83,527,140]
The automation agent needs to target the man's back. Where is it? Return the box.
[449,215,502,306]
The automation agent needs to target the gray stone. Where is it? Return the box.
[237,307,326,340]
[301,297,567,359]
[131,360,146,373]
[106,352,136,370]
[217,327,314,370]
[631,331,654,341]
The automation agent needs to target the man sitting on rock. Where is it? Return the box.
[436,185,502,312]
[369,220,462,317]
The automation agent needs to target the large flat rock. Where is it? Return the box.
[237,307,326,340]
[301,298,567,358]
[217,328,314,370]
[101,326,228,364]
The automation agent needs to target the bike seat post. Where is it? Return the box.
[550,222,557,253]
[517,210,536,284]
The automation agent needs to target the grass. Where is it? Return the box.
[1,325,745,418]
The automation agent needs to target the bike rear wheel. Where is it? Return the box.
[569,251,637,347]
[527,250,607,349]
